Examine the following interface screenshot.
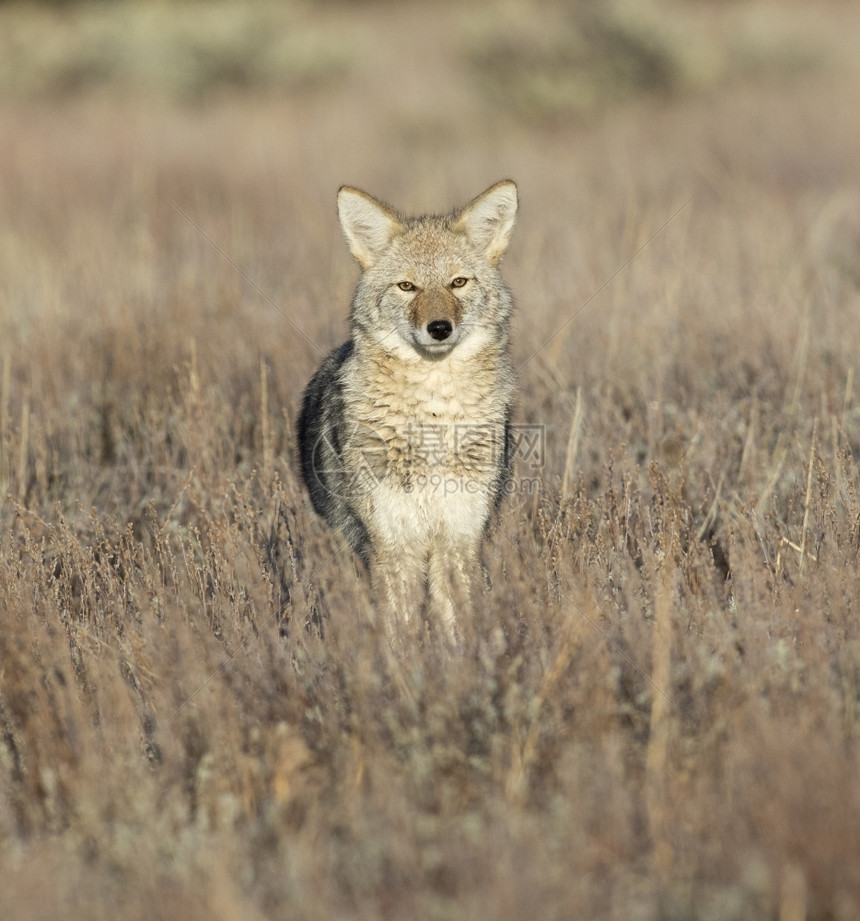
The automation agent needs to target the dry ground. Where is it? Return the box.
[1,1,859,919]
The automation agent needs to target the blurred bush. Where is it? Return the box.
[0,0,827,108]
[0,1,354,101]
[464,0,824,121]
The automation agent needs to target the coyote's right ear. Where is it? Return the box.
[337,187,404,270]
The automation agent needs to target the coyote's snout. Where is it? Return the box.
[409,284,463,354]
[298,180,518,641]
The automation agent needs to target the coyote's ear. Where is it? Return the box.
[337,187,403,270]
[455,180,518,266]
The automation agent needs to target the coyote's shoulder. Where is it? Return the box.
[298,180,518,641]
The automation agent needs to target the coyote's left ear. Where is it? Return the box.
[455,180,518,266]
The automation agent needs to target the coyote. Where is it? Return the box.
[298,180,518,641]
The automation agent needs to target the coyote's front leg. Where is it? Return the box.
[372,550,428,638]
[427,543,481,646]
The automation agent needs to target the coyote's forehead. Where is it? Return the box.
[387,218,474,269]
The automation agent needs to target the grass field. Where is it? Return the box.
[1,1,859,918]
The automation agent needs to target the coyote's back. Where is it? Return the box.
[298,180,518,641]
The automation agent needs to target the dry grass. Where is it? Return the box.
[1,1,860,919]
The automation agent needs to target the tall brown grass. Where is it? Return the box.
[1,2,859,918]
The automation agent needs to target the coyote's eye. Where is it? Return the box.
[451,277,469,288]
[398,281,416,292]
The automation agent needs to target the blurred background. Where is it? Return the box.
[3,0,857,378]
[0,0,853,201]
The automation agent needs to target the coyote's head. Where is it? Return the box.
[337,181,518,360]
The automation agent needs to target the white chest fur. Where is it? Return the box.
[343,346,510,552]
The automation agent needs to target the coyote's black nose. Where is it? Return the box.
[427,320,453,341]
